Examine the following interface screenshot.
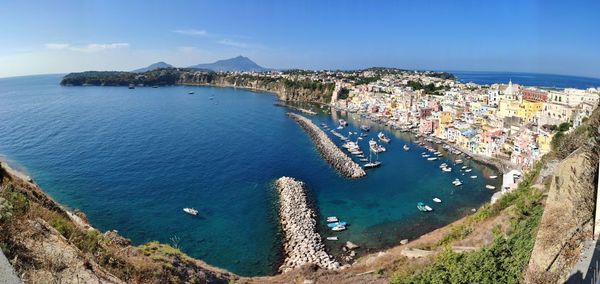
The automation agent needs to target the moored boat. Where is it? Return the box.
[326,216,338,223]
[403,144,410,151]
[331,225,346,231]
[433,198,442,203]
[485,185,496,189]
[326,236,339,241]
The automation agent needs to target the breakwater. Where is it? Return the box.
[275,177,340,272]
[287,112,366,178]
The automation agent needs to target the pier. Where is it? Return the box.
[287,112,366,178]
[275,177,340,272]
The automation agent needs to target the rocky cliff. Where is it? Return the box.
[178,72,335,103]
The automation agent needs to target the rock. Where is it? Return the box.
[345,241,360,250]
[400,239,409,245]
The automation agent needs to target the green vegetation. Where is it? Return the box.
[60,68,189,86]
[338,87,350,100]
[406,81,447,95]
[392,159,545,283]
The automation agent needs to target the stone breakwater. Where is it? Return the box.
[287,112,366,178]
[275,177,340,272]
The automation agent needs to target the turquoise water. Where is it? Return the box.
[0,75,499,276]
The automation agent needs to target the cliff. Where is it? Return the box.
[60,69,336,104]
[0,162,237,283]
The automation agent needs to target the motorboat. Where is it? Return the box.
[326,216,338,223]
[403,145,410,151]
[363,161,382,168]
[183,208,199,216]
[465,168,472,172]
[486,185,496,190]
[188,91,195,95]
[377,132,391,143]
[427,157,438,161]
[326,236,339,241]
[360,125,371,132]
[442,167,452,172]
[369,139,386,153]
[452,179,463,186]
[455,159,463,164]
[489,175,498,179]
[433,198,442,203]
[470,175,478,178]
[331,225,346,231]
[327,221,348,228]
[425,205,433,212]
[439,163,448,168]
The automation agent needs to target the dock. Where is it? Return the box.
[287,113,366,178]
[275,177,339,272]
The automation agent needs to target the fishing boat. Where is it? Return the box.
[403,145,410,151]
[326,237,339,241]
[183,208,199,216]
[377,132,391,143]
[433,198,442,203]
[326,216,338,223]
[331,225,346,231]
[485,185,496,190]
[327,221,348,228]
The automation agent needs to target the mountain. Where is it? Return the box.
[133,61,173,73]
[188,56,269,72]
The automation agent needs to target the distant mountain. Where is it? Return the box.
[133,61,174,73]
[188,56,269,72]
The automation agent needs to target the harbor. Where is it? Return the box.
[275,177,340,272]
[287,112,366,178]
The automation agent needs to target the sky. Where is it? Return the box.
[1,0,599,78]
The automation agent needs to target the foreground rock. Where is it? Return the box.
[287,113,365,178]
[275,177,340,272]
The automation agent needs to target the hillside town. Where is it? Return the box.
[244,69,599,172]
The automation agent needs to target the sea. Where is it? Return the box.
[452,71,600,89]
[7,72,592,275]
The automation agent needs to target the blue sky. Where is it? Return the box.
[1,0,599,78]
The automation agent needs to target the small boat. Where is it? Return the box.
[489,175,498,179]
[361,125,371,132]
[188,91,195,95]
[465,168,472,172]
[128,84,135,89]
[332,225,346,231]
[486,185,496,190]
[338,119,348,127]
[403,145,410,151]
[442,167,452,172]
[470,175,478,179]
[427,157,438,161]
[433,198,442,203]
[455,159,463,164]
[360,133,368,137]
[461,166,468,169]
[327,221,348,228]
[425,205,433,212]
[439,163,448,168]
[326,236,339,241]
[183,208,199,216]
[422,154,431,158]
[377,132,391,143]
[326,216,338,223]
[452,179,463,186]
[417,202,428,212]
[363,161,382,168]
[209,96,214,100]
[359,158,368,162]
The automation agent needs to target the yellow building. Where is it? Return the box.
[516,100,544,122]
[497,100,520,118]
[536,131,553,154]
[439,111,453,125]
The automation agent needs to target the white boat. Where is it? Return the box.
[338,119,348,126]
[455,159,463,164]
[377,132,391,143]
[465,168,472,172]
[433,198,442,203]
[427,157,438,161]
[425,205,433,211]
[470,175,477,179]
[369,139,386,153]
[326,216,338,223]
[439,163,448,168]
[326,237,339,241]
[359,158,368,162]
[183,208,199,216]
[363,161,382,168]
[442,167,452,172]
[337,126,343,129]
[331,225,346,231]
[489,175,498,179]
[422,154,431,158]
[461,166,468,169]
[403,145,410,151]
[486,185,496,190]
[452,179,463,186]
